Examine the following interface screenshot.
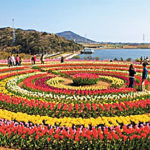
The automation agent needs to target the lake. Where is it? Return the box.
[78,49,150,61]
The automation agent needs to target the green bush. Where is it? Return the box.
[114,58,118,61]
[126,58,132,61]
[135,58,140,62]
[72,73,99,86]
[120,57,124,61]
[95,56,100,60]
[83,56,87,60]
[72,55,80,59]
[73,77,99,85]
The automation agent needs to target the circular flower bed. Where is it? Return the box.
[72,73,99,85]
[0,61,149,149]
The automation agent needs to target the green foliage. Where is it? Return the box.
[114,58,118,61]
[126,58,132,61]
[95,56,100,60]
[0,51,32,59]
[120,57,124,61]
[72,55,80,59]
[42,32,48,35]
[83,56,87,60]
[135,58,140,62]
[0,27,83,55]
[73,78,99,86]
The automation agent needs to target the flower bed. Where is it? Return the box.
[8,74,134,97]
[1,74,143,104]
[0,61,149,149]
[0,93,149,118]
[0,120,149,149]
[0,66,29,73]
[72,73,99,85]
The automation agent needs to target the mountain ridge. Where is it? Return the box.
[56,31,97,44]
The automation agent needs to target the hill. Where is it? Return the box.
[0,27,82,55]
[56,31,97,44]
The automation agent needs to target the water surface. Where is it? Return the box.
[78,49,150,61]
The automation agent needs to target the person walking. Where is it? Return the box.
[129,64,136,88]
[141,63,148,91]
[40,54,44,64]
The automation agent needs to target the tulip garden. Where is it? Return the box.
[0,60,150,149]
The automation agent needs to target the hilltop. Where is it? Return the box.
[0,27,82,54]
[56,31,97,44]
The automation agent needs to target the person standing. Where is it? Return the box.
[129,64,136,88]
[141,63,148,91]
[140,56,143,64]
[19,57,22,66]
[40,54,44,64]
[10,54,16,66]
[33,55,36,64]
[31,55,34,65]
[16,55,20,66]
[61,56,64,63]
[7,56,11,67]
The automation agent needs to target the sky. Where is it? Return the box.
[0,0,150,43]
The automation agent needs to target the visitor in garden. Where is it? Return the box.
[141,62,148,91]
[61,56,64,63]
[140,56,143,64]
[129,64,136,88]
[7,56,11,67]
[144,60,149,65]
[16,55,20,66]
[33,55,36,64]
[19,57,22,66]
[10,54,16,66]
[40,54,44,64]
[31,55,34,65]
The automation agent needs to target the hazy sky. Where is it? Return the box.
[0,0,150,43]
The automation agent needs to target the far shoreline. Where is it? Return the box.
[92,48,150,50]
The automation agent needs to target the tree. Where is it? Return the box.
[120,57,124,61]
[126,58,132,61]
[95,57,100,60]
[114,58,118,61]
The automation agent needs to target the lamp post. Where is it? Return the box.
[12,19,16,45]
[12,18,18,81]
[12,18,16,54]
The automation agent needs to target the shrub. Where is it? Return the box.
[114,58,118,61]
[72,73,99,85]
[95,57,100,60]
[120,57,124,61]
[42,32,48,35]
[126,58,132,61]
[87,56,92,60]
[135,58,140,62]
[72,55,80,59]
[83,56,87,60]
